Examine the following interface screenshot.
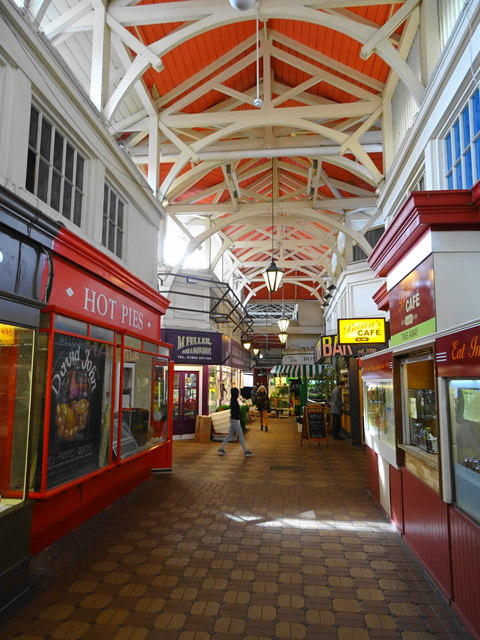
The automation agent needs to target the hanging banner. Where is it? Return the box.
[389,255,436,346]
[161,328,223,364]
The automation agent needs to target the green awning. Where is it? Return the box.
[269,364,325,378]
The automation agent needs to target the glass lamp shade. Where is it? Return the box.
[278,332,288,344]
[277,317,290,333]
[253,348,260,356]
[242,340,251,350]
[262,258,284,293]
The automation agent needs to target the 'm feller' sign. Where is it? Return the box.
[338,318,387,344]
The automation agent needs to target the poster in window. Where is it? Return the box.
[47,334,106,488]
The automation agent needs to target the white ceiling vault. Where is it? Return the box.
[23,0,423,303]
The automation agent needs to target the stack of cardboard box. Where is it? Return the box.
[195,415,212,443]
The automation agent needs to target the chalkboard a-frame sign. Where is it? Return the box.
[301,404,328,446]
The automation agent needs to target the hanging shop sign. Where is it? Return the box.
[338,318,388,344]
[47,334,107,489]
[227,337,251,369]
[50,258,160,341]
[282,352,315,365]
[315,334,387,361]
[436,326,480,377]
[162,328,223,364]
[389,255,436,346]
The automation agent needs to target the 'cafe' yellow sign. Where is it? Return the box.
[338,318,387,344]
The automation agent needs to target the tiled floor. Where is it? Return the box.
[0,417,472,640]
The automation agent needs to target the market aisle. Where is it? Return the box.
[0,417,471,640]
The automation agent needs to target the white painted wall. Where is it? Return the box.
[0,6,164,289]
[324,262,386,335]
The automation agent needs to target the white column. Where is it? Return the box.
[0,66,31,189]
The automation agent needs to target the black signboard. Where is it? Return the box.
[301,404,327,446]
[47,334,106,488]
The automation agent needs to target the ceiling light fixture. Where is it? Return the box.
[277,261,289,333]
[278,332,288,344]
[253,2,262,108]
[241,333,252,350]
[253,347,260,356]
[229,0,256,10]
[262,161,284,293]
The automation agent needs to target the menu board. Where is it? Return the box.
[301,404,327,445]
[47,334,106,488]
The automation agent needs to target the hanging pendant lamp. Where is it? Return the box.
[277,276,289,333]
[278,332,288,344]
[262,161,284,293]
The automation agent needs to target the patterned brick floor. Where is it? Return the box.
[0,417,472,639]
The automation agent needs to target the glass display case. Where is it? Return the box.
[448,379,480,522]
[363,380,395,446]
[401,357,438,455]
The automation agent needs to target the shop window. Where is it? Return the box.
[448,379,480,522]
[114,353,169,460]
[400,356,438,455]
[26,106,85,226]
[0,324,35,511]
[363,380,395,448]
[102,183,124,258]
[444,87,480,189]
[31,332,114,491]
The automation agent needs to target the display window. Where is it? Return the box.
[30,313,170,493]
[447,379,480,522]
[363,381,395,446]
[400,354,438,455]
[0,323,35,512]
[208,365,221,413]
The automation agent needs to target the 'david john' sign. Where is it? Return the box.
[338,318,387,344]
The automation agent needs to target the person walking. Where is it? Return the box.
[217,387,253,456]
[330,380,345,440]
[255,384,270,432]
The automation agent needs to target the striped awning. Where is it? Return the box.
[269,364,325,378]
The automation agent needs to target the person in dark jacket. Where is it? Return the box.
[217,388,253,456]
[255,384,269,432]
[330,380,345,440]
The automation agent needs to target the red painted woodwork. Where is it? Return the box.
[0,342,17,493]
[402,468,452,598]
[53,228,170,317]
[369,188,480,278]
[30,445,169,554]
[389,465,403,535]
[373,282,389,311]
[449,508,480,640]
[366,446,380,502]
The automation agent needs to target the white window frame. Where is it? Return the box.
[102,182,125,259]
[26,105,85,226]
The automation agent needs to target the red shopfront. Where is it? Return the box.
[366,185,480,639]
[29,229,172,553]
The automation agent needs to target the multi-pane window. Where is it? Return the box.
[102,183,124,258]
[352,226,385,262]
[444,88,480,189]
[26,106,84,226]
